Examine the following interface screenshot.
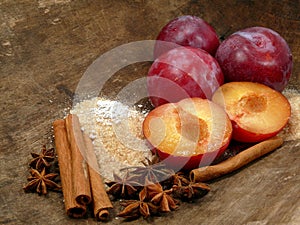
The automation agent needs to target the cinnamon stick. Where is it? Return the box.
[190,136,283,183]
[53,119,86,218]
[65,114,92,205]
[83,133,113,221]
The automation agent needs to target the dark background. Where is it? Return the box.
[0,0,299,224]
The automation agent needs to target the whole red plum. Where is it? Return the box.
[215,26,293,92]
[154,15,220,58]
[147,46,224,107]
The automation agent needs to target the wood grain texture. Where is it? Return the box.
[0,0,299,224]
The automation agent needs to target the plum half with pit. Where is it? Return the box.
[212,82,291,143]
[154,15,220,58]
[143,98,232,170]
[147,46,224,107]
[215,26,293,92]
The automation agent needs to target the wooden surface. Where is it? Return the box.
[0,0,299,224]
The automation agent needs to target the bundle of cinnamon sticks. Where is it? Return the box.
[53,114,113,220]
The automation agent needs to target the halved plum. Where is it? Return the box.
[143,98,232,170]
[212,82,291,142]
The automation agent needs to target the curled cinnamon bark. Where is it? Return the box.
[65,114,92,205]
[190,136,283,183]
[54,114,113,220]
[83,133,113,221]
[53,119,86,218]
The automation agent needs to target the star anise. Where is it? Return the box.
[117,191,158,219]
[23,168,61,195]
[125,157,175,184]
[172,172,190,186]
[145,180,179,212]
[106,171,142,199]
[29,145,55,171]
[173,181,210,201]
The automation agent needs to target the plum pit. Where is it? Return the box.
[238,94,267,113]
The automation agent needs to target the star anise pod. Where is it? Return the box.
[126,157,175,184]
[145,180,179,212]
[29,145,55,171]
[172,172,190,186]
[117,191,158,219]
[106,171,142,199]
[159,171,190,190]
[23,168,61,195]
[173,181,210,201]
